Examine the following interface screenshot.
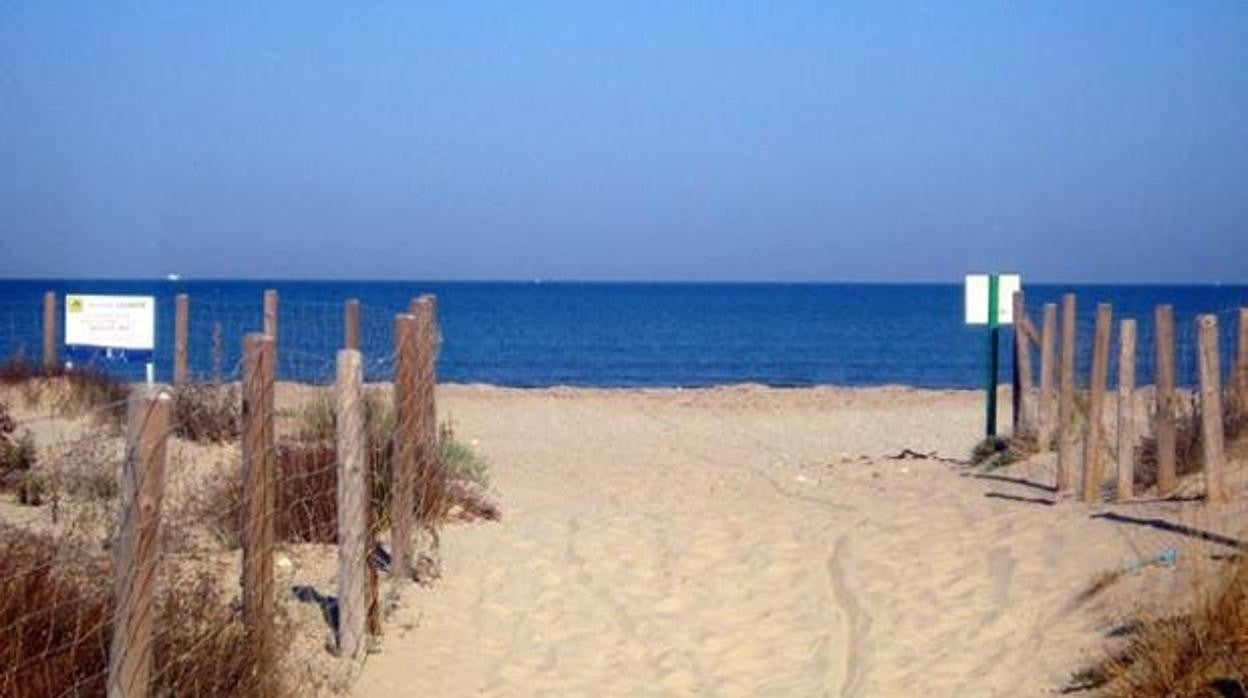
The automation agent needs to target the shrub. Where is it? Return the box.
[172,383,241,443]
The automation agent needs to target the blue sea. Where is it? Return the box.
[0,280,1244,389]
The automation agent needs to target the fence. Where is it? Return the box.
[1006,292,1246,503]
[0,290,466,697]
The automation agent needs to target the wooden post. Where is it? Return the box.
[173,294,189,386]
[263,289,278,379]
[412,296,440,524]
[1155,305,1178,495]
[1056,294,1078,494]
[344,299,361,351]
[1116,319,1137,501]
[108,388,171,698]
[42,291,57,374]
[1038,303,1058,449]
[1082,303,1112,503]
[241,333,275,662]
[1236,307,1248,413]
[1012,291,1035,435]
[336,349,367,659]
[391,314,418,582]
[1197,315,1227,504]
[211,322,224,386]
[366,460,382,640]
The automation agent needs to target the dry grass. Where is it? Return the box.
[970,432,1039,471]
[0,527,110,697]
[172,383,242,443]
[0,355,129,425]
[0,402,39,504]
[1079,556,1248,697]
[0,526,287,697]
[203,420,496,547]
[1137,392,1248,493]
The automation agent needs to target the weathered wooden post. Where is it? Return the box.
[344,299,361,351]
[263,289,279,379]
[211,322,224,386]
[1116,319,1137,501]
[241,333,275,663]
[1056,294,1078,494]
[173,294,189,386]
[391,314,418,583]
[336,349,367,659]
[1236,307,1248,413]
[1082,304,1112,503]
[1038,303,1058,449]
[42,291,57,374]
[1197,315,1227,504]
[1155,305,1178,494]
[412,296,440,526]
[107,388,171,698]
[1012,291,1035,435]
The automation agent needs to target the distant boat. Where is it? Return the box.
[166,273,181,282]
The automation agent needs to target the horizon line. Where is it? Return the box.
[1,275,1246,287]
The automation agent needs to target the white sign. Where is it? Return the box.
[964,274,1021,325]
[65,295,156,350]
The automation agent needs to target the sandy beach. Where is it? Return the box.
[346,384,1220,697]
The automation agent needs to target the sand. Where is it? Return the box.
[348,384,1232,697]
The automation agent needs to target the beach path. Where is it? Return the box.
[349,386,1144,697]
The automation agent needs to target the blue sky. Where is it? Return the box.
[1,2,1246,282]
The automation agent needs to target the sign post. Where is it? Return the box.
[65,295,157,383]
[965,273,1021,438]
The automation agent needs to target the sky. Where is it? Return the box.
[1,2,1246,283]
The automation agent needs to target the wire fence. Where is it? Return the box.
[0,291,498,697]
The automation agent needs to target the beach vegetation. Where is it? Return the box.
[1075,555,1248,697]
[0,402,39,505]
[172,382,241,443]
[0,354,128,425]
[206,403,495,547]
[0,526,285,697]
[970,432,1038,470]
[1136,392,1247,493]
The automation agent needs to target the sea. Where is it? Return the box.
[0,280,1245,389]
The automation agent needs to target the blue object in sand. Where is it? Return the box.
[1127,547,1178,574]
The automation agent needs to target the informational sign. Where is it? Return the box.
[964,273,1021,325]
[65,294,155,357]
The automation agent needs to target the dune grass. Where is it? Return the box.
[1076,555,1248,697]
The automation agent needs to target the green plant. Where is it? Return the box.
[439,421,488,487]
[296,392,394,445]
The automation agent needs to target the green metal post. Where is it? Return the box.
[986,274,1000,437]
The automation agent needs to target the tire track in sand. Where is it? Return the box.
[827,534,871,698]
